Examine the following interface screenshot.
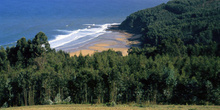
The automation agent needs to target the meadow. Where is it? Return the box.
[2,104,220,110]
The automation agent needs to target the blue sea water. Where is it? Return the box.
[0,0,169,49]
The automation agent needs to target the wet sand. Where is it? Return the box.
[69,30,141,56]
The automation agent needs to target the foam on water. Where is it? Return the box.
[55,29,73,34]
[49,23,119,49]
[0,0,169,48]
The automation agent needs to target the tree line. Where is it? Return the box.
[0,0,219,107]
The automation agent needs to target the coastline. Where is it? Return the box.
[69,26,141,56]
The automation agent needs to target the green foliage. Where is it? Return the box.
[0,47,9,72]
[0,31,219,106]
[1,102,8,108]
[54,93,62,104]
[63,96,71,104]
[0,0,219,107]
[44,99,53,105]
[120,0,220,47]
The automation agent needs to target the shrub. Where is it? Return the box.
[54,93,62,104]
[44,99,53,105]
[63,96,71,104]
[1,102,8,108]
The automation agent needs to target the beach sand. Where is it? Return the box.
[69,30,141,57]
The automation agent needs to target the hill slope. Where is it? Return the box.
[120,0,220,46]
[0,0,220,107]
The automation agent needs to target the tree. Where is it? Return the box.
[0,47,9,72]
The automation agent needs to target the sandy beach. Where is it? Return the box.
[69,29,141,57]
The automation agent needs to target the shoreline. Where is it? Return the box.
[69,26,141,56]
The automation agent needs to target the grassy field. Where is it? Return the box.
[1,104,220,110]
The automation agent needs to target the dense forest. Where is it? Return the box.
[0,0,219,107]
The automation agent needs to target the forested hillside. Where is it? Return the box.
[119,0,220,56]
[120,0,219,45]
[0,0,219,107]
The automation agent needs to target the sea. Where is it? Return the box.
[0,0,169,50]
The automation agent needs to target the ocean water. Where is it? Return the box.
[0,0,169,49]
